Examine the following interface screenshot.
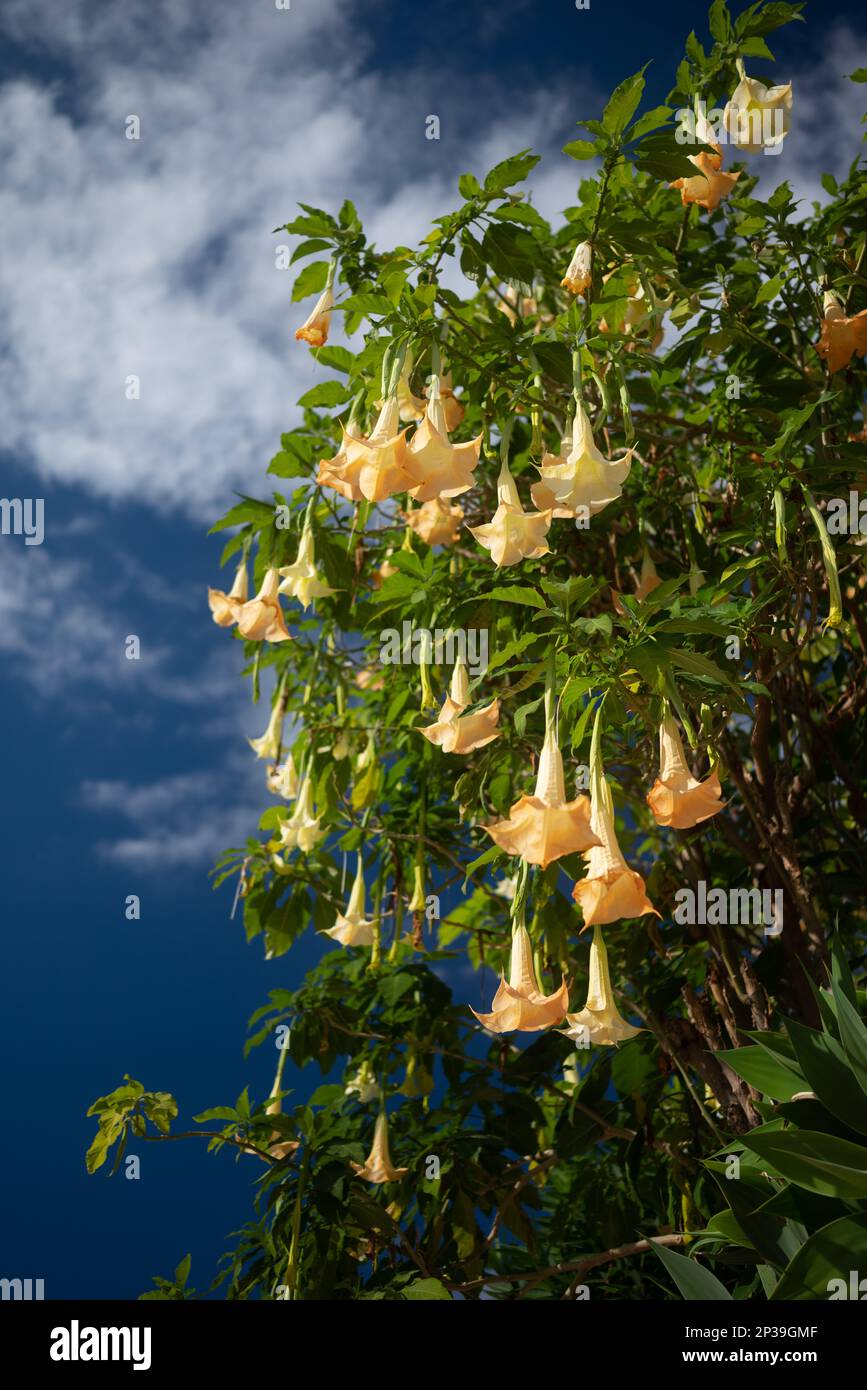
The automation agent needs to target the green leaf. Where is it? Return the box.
[770,1216,867,1300]
[647,1239,733,1299]
[754,274,784,307]
[849,68,867,83]
[481,224,537,288]
[483,150,540,192]
[715,1044,806,1101]
[563,139,601,161]
[296,381,351,409]
[487,585,547,609]
[785,1018,867,1136]
[291,261,329,303]
[828,982,867,1102]
[708,0,731,42]
[628,105,674,140]
[743,1129,867,1201]
[458,172,482,198]
[602,66,648,139]
[314,345,355,374]
[401,1277,453,1301]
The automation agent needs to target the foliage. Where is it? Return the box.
[88,0,867,1301]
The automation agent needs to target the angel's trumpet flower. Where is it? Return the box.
[430,370,464,431]
[469,460,551,567]
[560,240,593,296]
[405,496,464,547]
[531,405,633,518]
[572,744,658,928]
[670,114,738,211]
[249,697,284,761]
[484,723,599,868]
[646,714,723,829]
[723,74,792,155]
[278,521,335,609]
[208,561,248,627]
[267,752,299,800]
[235,567,292,643]
[279,776,323,854]
[351,1110,408,1184]
[816,292,867,375]
[317,396,413,503]
[345,1061,378,1103]
[403,375,482,501]
[325,855,376,946]
[294,286,334,348]
[419,659,500,754]
[560,925,642,1047]
[395,350,427,422]
[471,922,569,1034]
[635,550,662,601]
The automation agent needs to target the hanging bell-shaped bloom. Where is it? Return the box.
[407,861,427,914]
[208,561,249,627]
[403,375,482,501]
[429,370,464,431]
[294,286,335,348]
[419,659,501,754]
[560,240,593,296]
[471,922,569,1033]
[235,568,292,643]
[345,1061,379,1103]
[560,925,642,1047]
[351,1110,408,1184]
[670,136,739,211]
[317,397,412,503]
[531,405,633,518]
[469,461,551,567]
[248,698,284,761]
[394,350,427,422]
[723,74,792,155]
[647,714,723,829]
[816,291,867,375]
[279,777,323,854]
[572,766,658,928]
[267,752,300,800]
[635,550,662,601]
[484,724,599,868]
[325,855,376,946]
[405,496,464,547]
[278,523,335,609]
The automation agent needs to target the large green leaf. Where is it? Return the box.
[743,1129,867,1202]
[770,1215,867,1300]
[647,1239,732,1300]
[715,1044,806,1102]
[785,1018,867,1137]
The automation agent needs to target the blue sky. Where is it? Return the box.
[1,0,865,1299]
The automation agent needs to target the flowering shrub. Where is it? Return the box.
[88,0,867,1301]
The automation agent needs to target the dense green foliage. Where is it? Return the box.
[87,0,867,1300]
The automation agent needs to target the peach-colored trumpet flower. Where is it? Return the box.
[267,753,300,800]
[670,132,739,212]
[723,74,792,156]
[560,925,642,1047]
[471,922,569,1034]
[208,562,249,627]
[235,568,292,643]
[561,240,593,296]
[294,286,334,348]
[249,698,284,762]
[324,855,376,946]
[572,759,658,928]
[469,460,551,567]
[816,292,867,375]
[430,370,464,431]
[351,1110,408,1184]
[317,396,412,503]
[278,521,335,609]
[484,724,599,868]
[418,659,501,754]
[405,497,464,546]
[646,714,723,829]
[531,405,633,518]
[279,777,323,853]
[403,375,482,501]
